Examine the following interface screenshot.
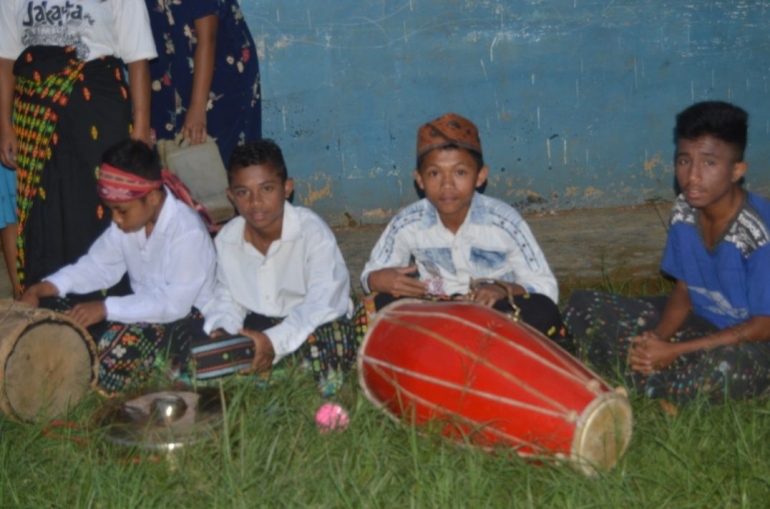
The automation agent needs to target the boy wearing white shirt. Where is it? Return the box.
[201,140,356,395]
[21,140,217,393]
[360,113,569,345]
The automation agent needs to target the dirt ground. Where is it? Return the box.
[0,202,672,300]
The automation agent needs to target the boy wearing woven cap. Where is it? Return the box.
[20,139,216,393]
[360,112,568,342]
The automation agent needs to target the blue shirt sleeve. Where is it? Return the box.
[747,244,770,318]
[660,224,684,281]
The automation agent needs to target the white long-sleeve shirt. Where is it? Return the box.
[361,192,559,303]
[202,202,353,364]
[46,192,217,324]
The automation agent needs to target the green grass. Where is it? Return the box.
[2,278,768,508]
[3,372,770,507]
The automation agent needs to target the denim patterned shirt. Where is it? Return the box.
[361,192,558,303]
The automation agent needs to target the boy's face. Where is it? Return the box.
[227,162,293,237]
[104,191,162,234]
[414,148,488,228]
[675,135,747,210]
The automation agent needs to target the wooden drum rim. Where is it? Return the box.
[0,302,98,421]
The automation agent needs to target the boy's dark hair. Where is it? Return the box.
[228,139,288,183]
[102,139,162,180]
[416,145,485,172]
[674,101,748,160]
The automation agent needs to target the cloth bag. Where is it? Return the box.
[156,135,235,223]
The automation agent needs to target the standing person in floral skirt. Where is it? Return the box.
[145,0,261,165]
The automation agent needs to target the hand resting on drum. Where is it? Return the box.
[65,301,107,328]
[19,281,59,308]
[21,281,106,327]
[366,265,428,298]
[236,328,275,374]
[462,280,527,308]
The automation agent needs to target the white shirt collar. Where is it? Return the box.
[227,200,300,251]
[420,192,482,231]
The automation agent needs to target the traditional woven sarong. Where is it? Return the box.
[12,45,133,290]
[192,313,358,397]
[564,289,770,404]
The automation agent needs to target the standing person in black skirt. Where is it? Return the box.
[0,0,156,293]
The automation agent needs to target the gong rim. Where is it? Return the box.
[99,389,224,451]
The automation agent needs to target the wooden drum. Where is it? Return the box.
[0,301,97,422]
[358,300,633,475]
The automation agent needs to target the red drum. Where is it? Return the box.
[358,300,633,474]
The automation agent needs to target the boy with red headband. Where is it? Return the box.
[360,112,569,343]
[20,139,217,393]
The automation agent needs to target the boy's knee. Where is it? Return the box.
[565,289,602,310]
[494,292,559,318]
[494,293,570,343]
[373,292,401,311]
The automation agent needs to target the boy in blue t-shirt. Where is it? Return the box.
[564,101,770,405]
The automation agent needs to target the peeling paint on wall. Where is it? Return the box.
[643,153,665,179]
[298,173,333,207]
[361,208,395,221]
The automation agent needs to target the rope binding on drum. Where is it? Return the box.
[468,278,522,321]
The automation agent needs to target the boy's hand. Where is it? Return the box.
[238,328,275,374]
[66,301,107,328]
[19,281,59,308]
[469,284,508,308]
[367,266,427,298]
[19,287,41,308]
[209,328,228,339]
[0,128,18,169]
[628,331,679,375]
[462,281,526,308]
[182,105,208,145]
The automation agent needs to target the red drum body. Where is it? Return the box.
[358,300,633,474]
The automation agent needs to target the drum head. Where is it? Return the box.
[571,392,634,475]
[4,321,95,422]
[99,390,223,450]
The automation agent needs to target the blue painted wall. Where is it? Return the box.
[240,0,770,226]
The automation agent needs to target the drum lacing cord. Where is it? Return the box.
[468,278,522,321]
